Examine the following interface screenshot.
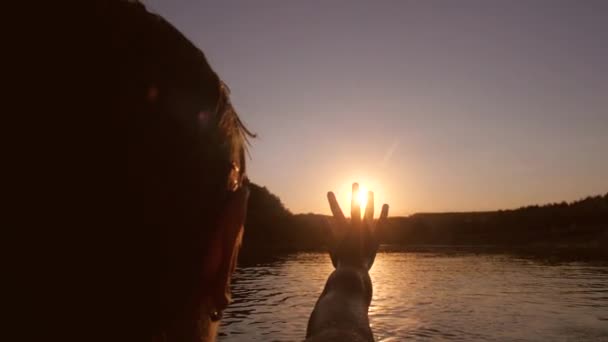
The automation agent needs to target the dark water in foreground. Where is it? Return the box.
[219,252,608,341]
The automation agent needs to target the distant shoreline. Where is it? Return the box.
[243,184,607,263]
[239,243,608,265]
[379,244,608,262]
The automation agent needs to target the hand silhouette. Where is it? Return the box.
[326,183,389,270]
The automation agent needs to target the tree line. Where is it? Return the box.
[242,183,608,258]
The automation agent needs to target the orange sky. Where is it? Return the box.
[145,0,608,215]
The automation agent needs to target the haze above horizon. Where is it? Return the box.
[143,0,608,215]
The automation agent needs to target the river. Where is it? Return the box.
[219,251,608,341]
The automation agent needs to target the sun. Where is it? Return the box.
[357,185,368,211]
[350,184,369,217]
[341,179,384,219]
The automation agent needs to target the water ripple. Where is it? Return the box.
[220,252,608,341]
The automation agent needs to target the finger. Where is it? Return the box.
[324,217,340,268]
[327,192,347,244]
[364,191,374,224]
[369,204,389,267]
[351,183,361,225]
[327,191,346,225]
[378,203,389,226]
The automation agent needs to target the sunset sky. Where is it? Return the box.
[143,0,607,216]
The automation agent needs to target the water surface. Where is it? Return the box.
[220,252,608,341]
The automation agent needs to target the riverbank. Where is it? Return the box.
[243,184,608,262]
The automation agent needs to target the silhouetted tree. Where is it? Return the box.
[242,183,291,252]
[241,185,607,259]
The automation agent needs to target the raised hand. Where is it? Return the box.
[326,183,389,270]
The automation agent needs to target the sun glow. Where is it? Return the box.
[356,185,369,215]
[347,183,370,217]
[339,177,387,219]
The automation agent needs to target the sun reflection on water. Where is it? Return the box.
[222,252,608,341]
